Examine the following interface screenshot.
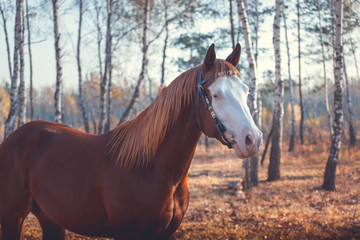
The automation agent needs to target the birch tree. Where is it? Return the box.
[343,58,356,147]
[349,38,359,82]
[25,0,34,120]
[268,0,283,181]
[237,0,259,186]
[229,0,235,49]
[0,1,12,80]
[98,0,112,134]
[4,0,22,139]
[283,5,295,152]
[297,0,304,145]
[316,0,333,138]
[18,1,25,127]
[323,0,344,191]
[160,0,168,87]
[118,0,150,125]
[52,0,63,123]
[77,0,90,133]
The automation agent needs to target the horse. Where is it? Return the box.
[0,43,262,240]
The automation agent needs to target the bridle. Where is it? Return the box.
[196,69,235,149]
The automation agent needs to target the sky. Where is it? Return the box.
[1,1,359,94]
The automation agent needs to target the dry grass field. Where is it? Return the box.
[22,141,360,239]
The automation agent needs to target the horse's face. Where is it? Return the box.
[208,74,263,158]
[199,43,262,159]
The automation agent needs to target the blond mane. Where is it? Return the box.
[107,60,239,169]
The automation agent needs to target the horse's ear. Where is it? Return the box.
[202,44,216,72]
[225,43,241,67]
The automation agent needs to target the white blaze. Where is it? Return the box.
[208,75,262,158]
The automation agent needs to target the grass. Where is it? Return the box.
[22,142,360,239]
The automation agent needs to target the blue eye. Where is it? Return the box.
[213,94,218,99]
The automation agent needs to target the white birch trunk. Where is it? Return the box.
[229,0,235,49]
[323,0,344,191]
[77,0,90,133]
[18,2,26,127]
[268,0,283,181]
[98,0,112,134]
[4,0,22,139]
[25,0,34,121]
[317,0,333,139]
[0,2,12,80]
[283,5,296,152]
[237,0,259,187]
[52,0,63,123]
[343,58,356,146]
[297,0,304,144]
[237,0,258,122]
[349,38,359,82]
[160,0,168,88]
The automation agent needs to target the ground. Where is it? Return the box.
[21,142,360,240]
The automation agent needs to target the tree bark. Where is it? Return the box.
[0,2,12,80]
[160,0,168,88]
[18,1,25,127]
[237,0,259,187]
[317,0,333,139]
[77,0,90,133]
[25,0,34,121]
[118,0,150,125]
[229,0,235,49]
[343,58,356,147]
[4,0,22,139]
[52,0,63,123]
[283,5,296,152]
[349,38,359,82]
[268,0,283,182]
[297,0,304,145]
[323,0,343,191]
[94,0,103,80]
[98,0,112,134]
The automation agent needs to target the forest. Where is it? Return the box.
[0,0,359,239]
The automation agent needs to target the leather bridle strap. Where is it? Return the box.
[196,69,233,149]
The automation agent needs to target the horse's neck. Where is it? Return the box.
[153,106,201,186]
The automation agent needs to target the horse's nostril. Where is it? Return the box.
[245,135,254,147]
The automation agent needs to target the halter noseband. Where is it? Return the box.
[196,69,234,149]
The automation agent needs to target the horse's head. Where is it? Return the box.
[196,44,263,159]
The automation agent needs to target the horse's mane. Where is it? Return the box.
[107,60,239,169]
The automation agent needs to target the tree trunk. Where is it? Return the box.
[317,0,333,139]
[118,0,150,125]
[98,0,112,134]
[349,38,359,82]
[297,0,304,145]
[94,0,103,80]
[254,0,262,132]
[104,39,113,133]
[268,0,283,182]
[160,0,168,88]
[77,0,90,133]
[25,0,34,121]
[0,2,12,80]
[229,0,235,49]
[323,0,343,191]
[52,0,63,123]
[237,0,259,187]
[4,0,22,139]
[18,2,25,127]
[283,5,296,152]
[343,58,356,147]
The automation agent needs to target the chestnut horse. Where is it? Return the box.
[0,44,262,240]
